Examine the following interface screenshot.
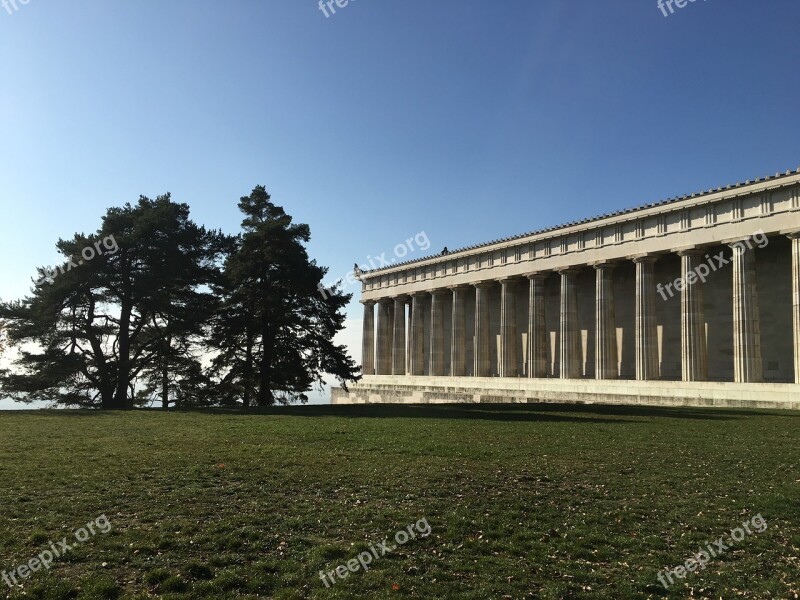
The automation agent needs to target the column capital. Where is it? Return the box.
[392,294,409,302]
[525,272,550,281]
[473,281,495,289]
[785,230,800,240]
[410,291,429,298]
[496,277,521,285]
[632,254,659,264]
[726,240,756,257]
[557,267,582,275]
[591,261,617,270]
[447,284,471,291]
[360,299,376,306]
[429,288,449,297]
[676,248,705,258]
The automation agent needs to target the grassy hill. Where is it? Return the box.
[0,404,798,599]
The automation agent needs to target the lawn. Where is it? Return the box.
[0,404,798,599]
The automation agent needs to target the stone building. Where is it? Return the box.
[332,169,800,409]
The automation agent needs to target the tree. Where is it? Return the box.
[210,186,359,405]
[132,219,233,409]
[0,195,225,408]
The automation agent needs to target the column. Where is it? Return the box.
[730,240,763,382]
[499,279,518,377]
[791,233,800,384]
[559,269,581,379]
[375,300,394,375]
[527,274,548,378]
[429,290,446,376]
[634,256,660,380]
[473,283,492,377]
[361,301,375,376]
[594,263,617,379]
[450,286,467,377]
[409,293,426,375]
[392,297,407,376]
[679,250,708,382]
[406,297,413,375]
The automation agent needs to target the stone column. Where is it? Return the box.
[429,290,446,376]
[375,300,394,375]
[527,274,548,378]
[594,263,618,379]
[361,301,375,376]
[499,279,518,377]
[406,298,413,375]
[634,256,660,381]
[791,233,800,384]
[730,240,763,383]
[409,294,426,375]
[392,297,407,376]
[679,250,708,382]
[559,269,581,379]
[473,282,492,377]
[450,286,467,377]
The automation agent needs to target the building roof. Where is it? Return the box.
[363,166,800,276]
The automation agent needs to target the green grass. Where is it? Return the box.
[0,403,798,599]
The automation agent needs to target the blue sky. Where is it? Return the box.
[1,0,799,405]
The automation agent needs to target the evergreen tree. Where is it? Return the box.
[210,186,359,405]
[0,195,224,408]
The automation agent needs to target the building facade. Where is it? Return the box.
[332,169,800,409]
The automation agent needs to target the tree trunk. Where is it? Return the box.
[161,361,169,409]
[258,315,273,406]
[112,300,133,409]
[100,385,116,409]
[161,334,171,410]
[243,331,253,408]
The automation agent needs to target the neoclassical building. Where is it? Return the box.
[332,169,800,409]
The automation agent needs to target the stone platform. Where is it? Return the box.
[331,375,800,410]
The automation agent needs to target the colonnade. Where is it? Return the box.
[362,235,800,384]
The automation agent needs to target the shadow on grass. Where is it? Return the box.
[174,403,788,422]
[0,404,630,424]
[256,403,765,422]
[3,402,796,423]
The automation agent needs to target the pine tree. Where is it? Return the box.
[0,195,225,408]
[210,186,359,405]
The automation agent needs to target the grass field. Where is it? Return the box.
[0,404,798,599]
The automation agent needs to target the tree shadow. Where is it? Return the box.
[159,403,701,423]
[2,402,796,423]
[248,402,798,422]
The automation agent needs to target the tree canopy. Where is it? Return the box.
[0,188,359,408]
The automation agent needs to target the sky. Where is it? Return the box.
[1,0,799,407]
